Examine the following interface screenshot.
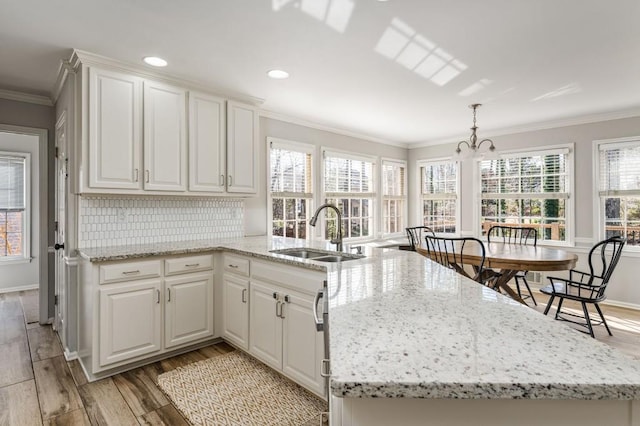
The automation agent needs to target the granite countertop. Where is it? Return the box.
[78,236,640,401]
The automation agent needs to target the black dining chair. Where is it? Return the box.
[540,236,625,338]
[405,226,435,251]
[487,225,538,305]
[424,235,487,284]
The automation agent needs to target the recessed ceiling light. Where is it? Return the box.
[267,69,290,79]
[143,56,168,67]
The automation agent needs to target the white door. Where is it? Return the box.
[226,101,258,193]
[88,67,142,190]
[188,92,226,193]
[164,272,214,349]
[143,80,187,191]
[222,274,249,350]
[282,289,325,396]
[249,281,282,370]
[99,279,162,366]
[53,113,68,340]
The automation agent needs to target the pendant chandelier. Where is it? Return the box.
[455,104,496,157]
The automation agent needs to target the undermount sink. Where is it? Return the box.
[270,248,364,263]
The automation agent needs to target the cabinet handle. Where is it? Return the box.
[185,263,200,268]
[156,289,160,304]
[220,174,225,186]
[279,301,285,319]
[167,288,171,302]
[228,264,239,269]
[228,175,232,186]
[284,295,290,303]
[241,288,247,303]
[122,270,140,275]
[276,300,282,318]
[145,169,150,183]
[134,168,139,182]
[272,292,277,299]
[321,359,331,378]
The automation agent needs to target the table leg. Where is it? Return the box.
[492,270,528,305]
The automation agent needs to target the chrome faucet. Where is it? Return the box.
[309,203,343,252]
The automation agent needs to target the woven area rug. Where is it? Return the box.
[157,351,328,426]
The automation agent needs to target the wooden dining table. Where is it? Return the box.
[416,242,578,304]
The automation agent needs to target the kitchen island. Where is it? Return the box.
[79,236,640,425]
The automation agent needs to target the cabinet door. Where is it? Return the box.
[226,101,258,194]
[222,274,249,350]
[143,80,187,191]
[282,289,325,397]
[89,67,142,190]
[165,272,214,349]
[99,279,161,367]
[188,92,226,193]
[249,281,282,370]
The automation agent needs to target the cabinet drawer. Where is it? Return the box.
[99,260,162,284]
[224,254,250,277]
[252,260,325,294]
[165,254,213,276]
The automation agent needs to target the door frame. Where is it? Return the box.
[0,123,49,323]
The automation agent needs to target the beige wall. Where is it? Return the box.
[408,115,640,306]
[244,116,408,236]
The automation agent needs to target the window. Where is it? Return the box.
[269,140,313,239]
[597,138,640,247]
[419,160,458,233]
[381,159,406,236]
[479,147,572,244]
[0,153,29,259]
[323,150,375,240]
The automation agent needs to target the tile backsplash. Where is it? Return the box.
[78,196,244,248]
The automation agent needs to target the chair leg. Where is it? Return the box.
[543,294,555,315]
[521,277,537,306]
[582,302,594,338]
[554,297,565,320]
[594,303,613,336]
[514,276,523,298]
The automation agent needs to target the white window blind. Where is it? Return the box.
[269,141,313,239]
[598,140,640,246]
[419,160,458,233]
[479,148,571,243]
[0,154,27,258]
[382,160,406,235]
[323,150,375,239]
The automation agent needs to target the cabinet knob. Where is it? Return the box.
[272,292,277,299]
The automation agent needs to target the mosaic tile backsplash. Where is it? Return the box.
[78,196,244,248]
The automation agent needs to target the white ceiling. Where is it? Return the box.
[1,0,639,146]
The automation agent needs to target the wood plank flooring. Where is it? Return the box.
[0,289,639,425]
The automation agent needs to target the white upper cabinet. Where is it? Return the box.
[88,68,142,190]
[226,101,258,194]
[188,92,226,193]
[143,81,187,192]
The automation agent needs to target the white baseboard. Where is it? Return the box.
[602,299,640,311]
[0,283,39,294]
[64,350,79,361]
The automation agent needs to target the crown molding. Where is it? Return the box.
[259,109,409,149]
[408,107,640,149]
[0,88,52,107]
[69,49,264,106]
[51,60,76,104]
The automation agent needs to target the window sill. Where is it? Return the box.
[0,257,33,266]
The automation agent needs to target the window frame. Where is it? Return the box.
[473,143,575,247]
[417,157,460,235]
[321,147,377,243]
[266,137,315,240]
[593,136,640,252]
[0,150,31,262]
[380,158,407,238]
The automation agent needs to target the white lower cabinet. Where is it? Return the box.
[80,254,215,378]
[165,272,214,349]
[221,255,326,398]
[99,279,162,366]
[222,274,249,350]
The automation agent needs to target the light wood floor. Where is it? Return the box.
[1,289,639,425]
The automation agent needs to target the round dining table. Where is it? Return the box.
[416,242,578,304]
